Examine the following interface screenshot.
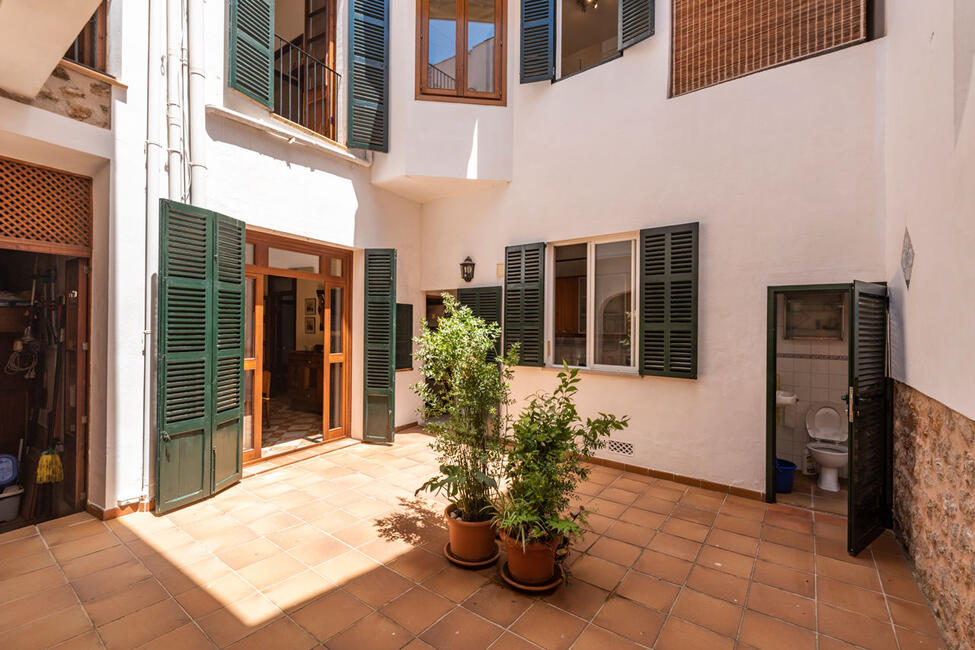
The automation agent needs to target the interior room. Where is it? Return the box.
[561,0,620,77]
[554,243,587,366]
[774,290,850,516]
[0,249,88,533]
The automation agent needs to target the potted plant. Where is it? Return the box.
[413,294,518,566]
[494,366,628,588]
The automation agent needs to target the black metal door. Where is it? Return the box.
[847,281,890,555]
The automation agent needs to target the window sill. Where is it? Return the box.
[415,92,506,107]
[205,104,370,168]
[59,59,127,89]
[396,367,414,373]
[536,364,641,379]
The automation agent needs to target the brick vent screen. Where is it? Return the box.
[0,157,92,252]
[672,0,867,96]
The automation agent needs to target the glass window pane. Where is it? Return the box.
[554,243,587,366]
[428,0,457,90]
[329,362,343,429]
[329,257,343,277]
[243,370,254,451]
[594,241,633,366]
[330,287,343,353]
[560,0,621,77]
[267,247,320,273]
[245,244,255,265]
[467,0,496,93]
[245,277,255,358]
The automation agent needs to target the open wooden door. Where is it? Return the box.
[62,258,89,511]
[847,281,890,555]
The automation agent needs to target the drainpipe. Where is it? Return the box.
[141,0,165,504]
[166,0,184,200]
[187,0,206,207]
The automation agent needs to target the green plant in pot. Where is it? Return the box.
[412,294,518,566]
[494,366,628,586]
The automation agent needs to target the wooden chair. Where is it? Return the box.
[262,370,271,425]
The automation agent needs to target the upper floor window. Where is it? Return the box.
[559,0,620,77]
[672,0,880,96]
[417,0,506,105]
[65,0,107,73]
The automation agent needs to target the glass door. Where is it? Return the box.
[243,274,262,462]
[324,282,348,440]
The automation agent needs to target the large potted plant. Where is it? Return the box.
[413,294,518,567]
[494,366,628,588]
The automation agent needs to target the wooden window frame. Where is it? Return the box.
[416,0,507,106]
[64,0,108,73]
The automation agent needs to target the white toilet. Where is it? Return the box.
[805,402,849,492]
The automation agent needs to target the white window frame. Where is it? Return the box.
[545,232,639,374]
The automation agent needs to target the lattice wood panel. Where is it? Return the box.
[0,157,92,253]
[672,0,867,97]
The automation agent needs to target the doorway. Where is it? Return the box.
[243,231,351,463]
[766,283,892,555]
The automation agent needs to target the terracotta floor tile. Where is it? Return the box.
[0,525,39,545]
[50,630,105,650]
[0,565,67,604]
[672,588,743,637]
[573,624,643,649]
[647,532,702,561]
[263,569,334,612]
[685,565,749,605]
[720,498,767,522]
[382,586,454,635]
[756,540,815,573]
[510,602,586,650]
[462,582,533,626]
[681,490,726,511]
[387,547,449,582]
[0,548,55,581]
[887,596,942,637]
[816,555,881,590]
[139,623,216,650]
[289,533,350,565]
[599,487,640,505]
[752,560,815,598]
[817,576,888,621]
[654,617,734,650]
[660,518,710,543]
[764,506,813,535]
[706,528,759,556]
[645,485,685,502]
[616,570,680,612]
[618,506,666,529]
[215,537,282,570]
[291,588,373,642]
[332,521,381,547]
[895,626,948,650]
[488,632,540,650]
[422,565,490,602]
[41,520,108,547]
[237,553,306,590]
[50,531,121,564]
[587,536,642,566]
[0,584,77,633]
[817,538,875,568]
[603,520,655,547]
[633,548,692,584]
[61,544,134,581]
[570,529,600,552]
[83,577,170,627]
[327,612,412,650]
[746,582,815,629]
[760,524,814,551]
[587,498,628,518]
[713,513,763,537]
[568,554,627,591]
[632,494,678,515]
[592,596,665,645]
[697,545,755,578]
[818,602,898,649]
[581,513,615,534]
[818,636,863,650]
[314,549,382,585]
[0,604,93,650]
[97,597,190,649]
[879,569,927,603]
[672,504,717,526]
[196,593,283,647]
[542,577,608,619]
[176,573,256,619]
[739,610,816,650]
[309,509,360,533]
[226,616,317,650]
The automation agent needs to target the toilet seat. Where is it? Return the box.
[805,402,848,442]
[806,441,846,455]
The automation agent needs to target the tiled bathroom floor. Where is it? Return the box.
[776,473,848,517]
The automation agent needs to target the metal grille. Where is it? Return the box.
[608,440,635,456]
[672,0,867,96]
[0,157,92,252]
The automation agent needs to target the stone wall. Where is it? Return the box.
[893,381,975,650]
[0,64,111,129]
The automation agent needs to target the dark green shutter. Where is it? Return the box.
[521,0,554,83]
[395,303,413,370]
[348,0,389,151]
[156,200,245,514]
[619,0,654,50]
[639,222,698,379]
[228,0,275,108]
[504,244,545,366]
[458,286,503,360]
[364,249,396,442]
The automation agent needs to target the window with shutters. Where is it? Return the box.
[417,0,506,105]
[64,1,108,73]
[548,235,638,372]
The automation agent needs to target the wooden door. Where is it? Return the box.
[304,0,337,138]
[323,281,348,441]
[242,273,262,463]
[61,258,88,511]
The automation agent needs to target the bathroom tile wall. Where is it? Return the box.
[774,294,851,476]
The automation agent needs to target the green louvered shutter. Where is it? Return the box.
[504,244,545,366]
[458,286,503,361]
[364,249,396,442]
[521,0,554,83]
[639,222,699,379]
[212,215,246,494]
[228,0,275,108]
[395,303,413,370]
[619,0,654,50]
[348,0,389,151]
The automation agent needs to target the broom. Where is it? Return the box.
[36,297,64,486]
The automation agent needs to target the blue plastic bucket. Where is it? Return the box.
[775,458,797,494]
[0,454,18,489]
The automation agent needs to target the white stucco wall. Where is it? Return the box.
[883,0,975,421]
[420,1,887,492]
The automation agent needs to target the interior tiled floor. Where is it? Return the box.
[261,397,324,454]
[0,432,946,649]
[775,472,849,517]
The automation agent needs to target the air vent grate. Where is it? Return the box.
[607,440,635,456]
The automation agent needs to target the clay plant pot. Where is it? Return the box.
[501,533,559,586]
[444,504,498,566]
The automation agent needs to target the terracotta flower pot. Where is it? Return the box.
[444,504,497,564]
[501,533,558,586]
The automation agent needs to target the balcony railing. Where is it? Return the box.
[428,64,456,91]
[274,35,340,141]
[64,0,107,72]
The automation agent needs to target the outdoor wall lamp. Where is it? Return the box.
[460,257,475,282]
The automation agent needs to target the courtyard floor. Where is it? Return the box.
[0,432,946,649]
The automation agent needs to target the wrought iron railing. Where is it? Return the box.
[274,35,341,141]
[428,64,456,91]
[64,1,107,72]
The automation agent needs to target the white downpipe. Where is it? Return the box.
[166,0,184,201]
[141,0,165,503]
[187,0,206,206]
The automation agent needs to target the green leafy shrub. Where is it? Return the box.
[493,366,629,546]
[412,294,519,522]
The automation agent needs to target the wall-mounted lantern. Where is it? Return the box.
[460,256,475,283]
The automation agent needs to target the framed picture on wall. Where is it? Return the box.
[304,316,316,334]
[304,298,316,315]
